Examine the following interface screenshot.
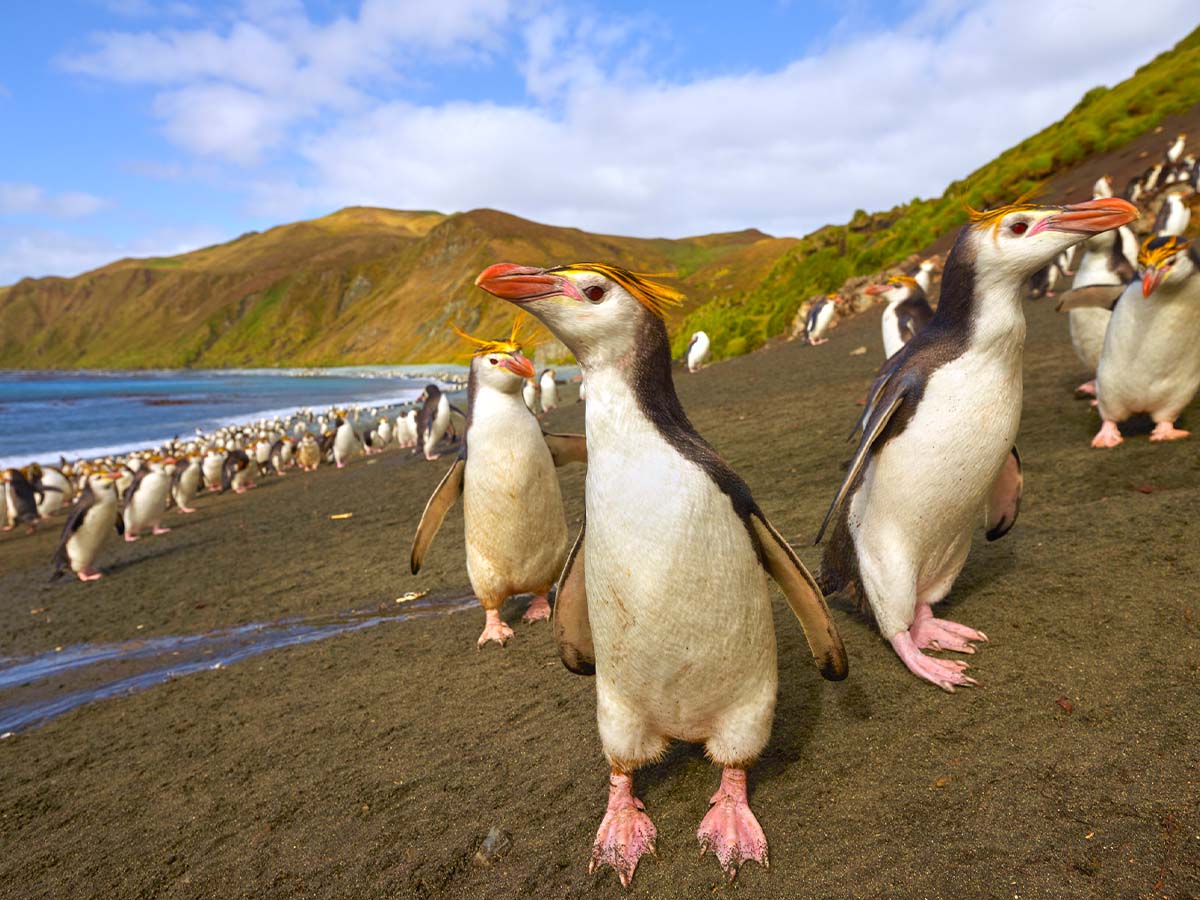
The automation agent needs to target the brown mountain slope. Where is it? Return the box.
[0,207,794,369]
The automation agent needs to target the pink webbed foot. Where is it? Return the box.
[697,768,768,879]
[1091,420,1124,449]
[810,337,828,346]
[178,506,196,514]
[522,594,551,623]
[337,462,345,469]
[909,603,987,654]
[124,532,139,542]
[890,631,978,693]
[477,608,514,648]
[152,525,171,535]
[77,567,102,582]
[1075,380,1097,397]
[1150,421,1190,442]
[1,525,13,532]
[590,772,657,887]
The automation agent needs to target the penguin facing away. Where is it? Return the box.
[816,197,1138,692]
[1093,235,1200,448]
[410,319,586,647]
[475,260,847,885]
[51,471,124,582]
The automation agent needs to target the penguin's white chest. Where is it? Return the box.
[127,472,170,527]
[583,385,775,742]
[69,496,117,566]
[881,304,904,358]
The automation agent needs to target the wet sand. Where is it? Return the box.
[1,297,1198,899]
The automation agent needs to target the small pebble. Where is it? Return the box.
[473,826,512,866]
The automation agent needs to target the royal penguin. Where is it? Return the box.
[2,468,41,533]
[539,368,559,414]
[865,275,934,358]
[28,464,73,517]
[1093,235,1200,448]
[377,416,393,447]
[522,377,541,416]
[685,330,711,372]
[415,385,453,460]
[1058,221,1138,396]
[411,320,586,647]
[51,471,123,582]
[914,258,938,295]
[805,293,842,345]
[475,260,847,885]
[221,449,257,494]
[331,414,361,468]
[171,453,203,512]
[1092,174,1114,198]
[816,198,1137,691]
[296,433,321,471]
[396,409,419,448]
[123,456,174,540]
[1167,133,1187,165]
[201,447,226,491]
[1153,192,1191,237]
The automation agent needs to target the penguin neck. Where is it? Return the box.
[933,232,1025,358]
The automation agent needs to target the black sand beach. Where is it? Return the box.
[1,298,1198,899]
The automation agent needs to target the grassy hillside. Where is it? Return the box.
[0,208,794,368]
[676,25,1200,359]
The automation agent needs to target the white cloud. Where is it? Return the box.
[0,183,107,219]
[0,225,224,284]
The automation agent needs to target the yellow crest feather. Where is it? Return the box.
[548,262,684,319]
[1138,234,1191,268]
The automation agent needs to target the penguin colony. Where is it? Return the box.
[5,131,1196,890]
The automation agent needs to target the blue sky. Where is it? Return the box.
[0,0,1194,284]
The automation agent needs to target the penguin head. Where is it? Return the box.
[475,262,682,366]
[1139,235,1195,297]
[964,198,1138,280]
[451,320,536,392]
[864,276,916,303]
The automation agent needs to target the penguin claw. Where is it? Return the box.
[521,595,552,623]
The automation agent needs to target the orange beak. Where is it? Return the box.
[1026,197,1138,236]
[1142,268,1165,298]
[863,284,888,296]
[500,352,536,379]
[475,264,584,303]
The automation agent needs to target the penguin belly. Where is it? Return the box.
[176,464,201,506]
[333,425,358,465]
[462,412,568,606]
[68,498,117,572]
[881,305,904,358]
[848,351,1022,638]
[125,473,170,532]
[584,400,776,763]
[1098,291,1200,422]
[1069,307,1111,372]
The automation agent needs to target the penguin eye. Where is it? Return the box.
[1009,221,1029,235]
[584,285,605,302]
[488,357,498,365]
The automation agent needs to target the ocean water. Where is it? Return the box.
[0,367,465,468]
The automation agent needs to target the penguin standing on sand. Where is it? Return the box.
[123,456,174,540]
[396,409,418,448]
[522,377,541,416]
[805,293,842,345]
[539,368,559,414]
[411,320,586,647]
[28,464,72,517]
[221,449,257,494]
[685,330,711,372]
[816,198,1137,691]
[415,386,452,460]
[296,433,321,472]
[51,471,123,581]
[476,261,847,885]
[915,258,938,295]
[1153,192,1191,237]
[201,447,226,491]
[2,468,41,533]
[1092,235,1200,448]
[332,414,361,468]
[864,275,934,358]
[171,453,203,513]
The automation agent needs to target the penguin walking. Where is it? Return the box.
[2,468,41,533]
[29,464,73,517]
[1093,235,1200,447]
[171,453,203,513]
[685,331,711,372]
[816,198,1137,691]
[221,449,257,494]
[476,261,847,885]
[805,293,842,345]
[1167,133,1187,165]
[411,320,586,647]
[332,414,361,468]
[522,378,541,416]
[51,471,123,581]
[377,416,393,447]
[202,447,226,492]
[396,409,418,448]
[539,368,559,414]
[296,433,321,472]
[123,457,174,540]
[415,386,453,460]
[864,276,934,358]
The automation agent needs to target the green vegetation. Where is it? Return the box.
[675,26,1200,359]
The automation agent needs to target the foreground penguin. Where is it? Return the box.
[123,456,173,540]
[51,471,123,581]
[1093,235,1200,448]
[476,261,847,885]
[817,198,1137,691]
[805,293,842,345]
[864,275,934,358]
[410,320,585,647]
[685,330,711,371]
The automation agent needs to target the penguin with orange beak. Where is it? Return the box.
[863,275,933,358]
[410,319,586,648]
[818,198,1138,692]
[475,262,847,885]
[1092,235,1200,448]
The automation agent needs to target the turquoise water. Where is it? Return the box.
[0,367,464,468]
